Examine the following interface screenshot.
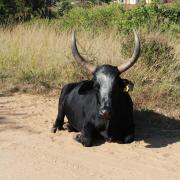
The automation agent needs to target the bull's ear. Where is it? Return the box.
[122,79,134,92]
[78,81,94,94]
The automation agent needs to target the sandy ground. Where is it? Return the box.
[0,93,180,180]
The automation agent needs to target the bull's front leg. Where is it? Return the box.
[123,124,135,144]
[74,122,94,147]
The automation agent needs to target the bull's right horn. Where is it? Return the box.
[117,30,141,73]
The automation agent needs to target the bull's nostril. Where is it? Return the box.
[99,109,112,119]
[104,112,111,119]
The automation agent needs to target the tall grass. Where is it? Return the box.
[0,24,86,91]
[0,23,179,116]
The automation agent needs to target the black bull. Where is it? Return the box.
[51,31,141,147]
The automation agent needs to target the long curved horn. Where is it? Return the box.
[71,31,96,73]
[117,30,140,73]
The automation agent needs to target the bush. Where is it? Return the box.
[121,32,177,71]
[0,0,33,24]
[54,0,73,16]
[141,40,175,69]
[58,3,180,33]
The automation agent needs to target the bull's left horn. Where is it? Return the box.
[117,30,141,73]
[71,31,96,74]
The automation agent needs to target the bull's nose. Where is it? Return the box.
[99,109,112,119]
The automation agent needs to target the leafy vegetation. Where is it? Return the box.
[0,2,179,116]
[0,1,179,31]
[57,3,180,33]
[0,0,32,23]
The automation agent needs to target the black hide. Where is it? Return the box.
[52,65,135,146]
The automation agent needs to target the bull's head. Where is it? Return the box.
[72,31,140,120]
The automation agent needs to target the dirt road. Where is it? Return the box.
[0,93,180,180]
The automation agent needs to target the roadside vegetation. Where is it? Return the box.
[0,1,179,117]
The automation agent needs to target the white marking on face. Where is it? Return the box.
[96,73,113,105]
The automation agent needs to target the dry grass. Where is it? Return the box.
[0,24,129,89]
[0,23,179,117]
[0,24,88,91]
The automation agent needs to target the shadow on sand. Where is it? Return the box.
[92,109,180,148]
[134,109,180,148]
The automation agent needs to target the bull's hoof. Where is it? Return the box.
[73,134,81,141]
[123,134,134,144]
[73,134,92,147]
[50,126,63,133]
[51,127,57,133]
[105,137,112,143]
[66,124,76,132]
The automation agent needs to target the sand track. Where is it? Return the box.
[0,93,180,180]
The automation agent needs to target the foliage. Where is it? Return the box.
[121,34,176,69]
[0,0,33,23]
[0,0,55,23]
[59,3,180,33]
[0,1,179,29]
[54,0,73,16]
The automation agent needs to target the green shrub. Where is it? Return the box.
[121,33,176,70]
[59,3,180,33]
[54,0,73,16]
[0,0,33,24]
[141,40,175,69]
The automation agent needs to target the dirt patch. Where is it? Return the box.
[0,93,180,180]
